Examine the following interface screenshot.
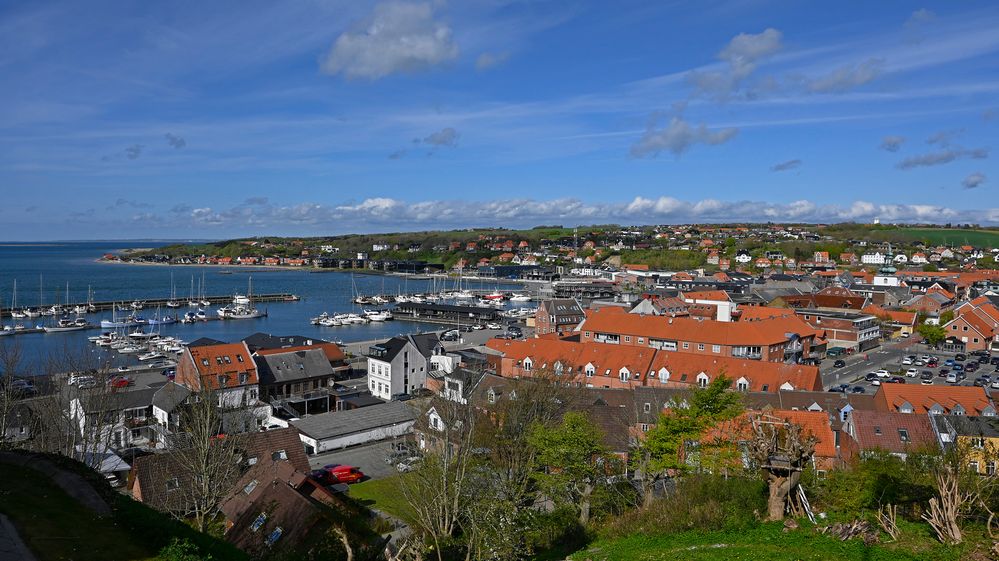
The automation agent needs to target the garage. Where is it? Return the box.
[290,400,416,454]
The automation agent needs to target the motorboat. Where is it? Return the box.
[138,351,166,361]
[509,294,532,302]
[43,317,90,333]
[131,301,145,310]
[147,315,177,326]
[311,312,330,325]
[362,309,392,322]
[217,278,265,320]
[483,291,505,300]
[100,313,145,329]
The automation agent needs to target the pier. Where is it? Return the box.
[0,292,299,316]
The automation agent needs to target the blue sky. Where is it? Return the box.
[1,0,997,240]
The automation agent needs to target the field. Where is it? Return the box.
[570,522,989,561]
[870,228,999,247]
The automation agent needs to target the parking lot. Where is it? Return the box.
[820,340,998,394]
[308,438,412,481]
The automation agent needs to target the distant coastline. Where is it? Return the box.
[94,258,289,272]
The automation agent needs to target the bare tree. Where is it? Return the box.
[922,466,968,544]
[170,386,248,533]
[747,414,816,521]
[398,398,477,561]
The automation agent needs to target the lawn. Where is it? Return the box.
[0,463,157,561]
[570,522,988,561]
[877,228,999,247]
[349,475,417,523]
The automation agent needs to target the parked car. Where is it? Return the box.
[828,384,850,393]
[905,368,919,377]
[920,371,934,381]
[875,370,891,379]
[945,359,956,366]
[966,362,979,373]
[955,353,967,361]
[833,359,846,368]
[325,465,364,484]
[397,457,422,473]
[485,322,503,330]
[979,355,991,364]
[470,324,485,331]
[117,365,130,372]
[889,376,906,384]
[952,364,964,372]
[108,376,132,389]
[946,372,959,384]
[901,357,913,366]
[865,373,878,382]
[938,368,950,377]
[68,372,94,385]
[992,379,999,390]
[851,386,866,394]
[7,379,36,396]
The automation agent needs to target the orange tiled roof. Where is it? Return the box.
[256,342,346,363]
[681,290,731,302]
[187,342,258,389]
[580,306,819,346]
[875,384,994,415]
[738,306,796,321]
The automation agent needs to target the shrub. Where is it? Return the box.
[601,475,766,539]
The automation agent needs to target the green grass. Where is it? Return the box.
[570,521,988,561]
[0,455,247,561]
[349,475,417,523]
[0,463,157,561]
[875,228,999,247]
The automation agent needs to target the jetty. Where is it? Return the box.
[0,293,299,316]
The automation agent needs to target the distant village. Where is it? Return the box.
[8,221,999,557]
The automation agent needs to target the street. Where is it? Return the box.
[308,439,405,480]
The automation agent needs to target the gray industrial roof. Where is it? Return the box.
[290,400,416,441]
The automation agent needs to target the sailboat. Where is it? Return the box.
[166,273,181,308]
[9,280,26,319]
[0,290,11,336]
[217,277,265,319]
[187,276,198,307]
[199,272,210,307]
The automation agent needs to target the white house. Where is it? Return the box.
[366,333,444,400]
[861,252,886,265]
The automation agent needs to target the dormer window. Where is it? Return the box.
[201,358,210,367]
[696,373,709,388]
[217,375,227,387]
[487,389,497,404]
[736,378,749,392]
[898,429,910,442]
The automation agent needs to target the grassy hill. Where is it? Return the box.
[874,228,999,247]
[570,522,989,561]
[0,458,245,561]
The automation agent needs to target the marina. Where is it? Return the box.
[0,241,529,371]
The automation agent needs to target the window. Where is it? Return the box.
[970,461,980,473]
[224,356,232,364]
[696,373,709,388]
[641,423,649,432]
[201,358,210,367]
[619,369,629,382]
[898,429,910,442]
[166,477,180,491]
[265,527,283,546]
[239,372,249,385]
[585,365,595,378]
[638,338,644,344]
[697,344,705,351]
[216,357,223,365]
[712,345,721,353]
[584,331,591,338]
[682,342,689,349]
[244,480,258,495]
[250,513,267,532]
[873,426,882,436]
[272,450,288,461]
[972,437,985,449]
[247,456,258,466]
[217,375,226,387]
[643,403,651,413]
[736,379,749,392]
[988,462,997,476]
[487,389,497,404]
[236,354,244,363]
[761,384,769,392]
[523,358,532,372]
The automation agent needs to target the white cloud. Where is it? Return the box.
[963,172,986,189]
[896,147,988,169]
[423,127,459,147]
[688,28,782,99]
[149,196,999,232]
[320,1,458,79]
[475,51,508,70]
[805,58,883,93]
[630,116,738,158]
[880,136,905,152]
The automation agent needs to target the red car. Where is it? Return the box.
[108,376,133,389]
[323,464,364,484]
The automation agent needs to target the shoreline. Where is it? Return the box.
[93,259,530,283]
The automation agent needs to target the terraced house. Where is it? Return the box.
[575,306,821,363]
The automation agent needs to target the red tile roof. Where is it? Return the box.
[579,306,819,346]
[681,290,731,302]
[186,342,258,389]
[875,384,994,415]
[848,411,937,455]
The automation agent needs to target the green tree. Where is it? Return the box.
[632,377,743,505]
[157,538,213,561]
[918,323,947,347]
[938,310,955,326]
[528,412,612,525]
